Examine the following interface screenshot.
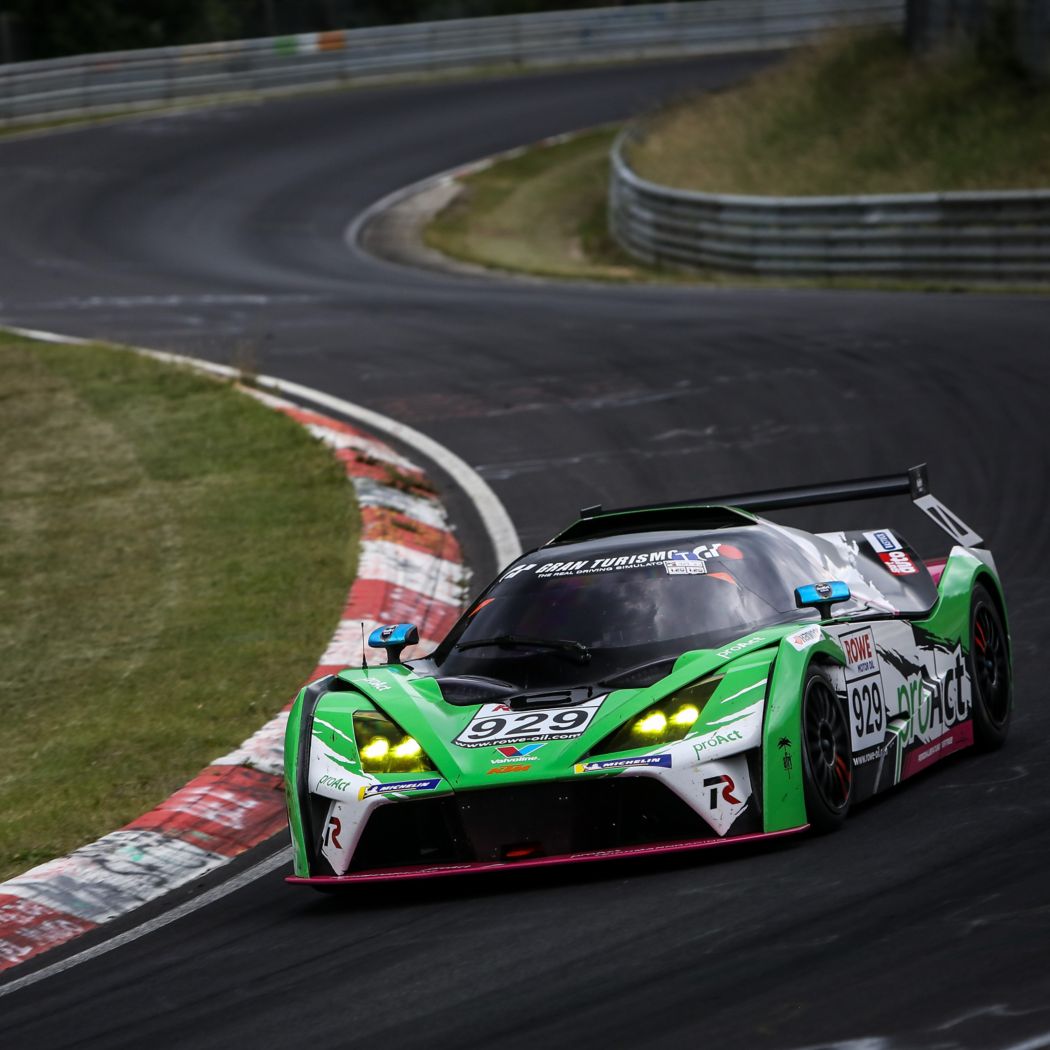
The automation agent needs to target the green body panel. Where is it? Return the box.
[761,633,846,831]
[912,550,1009,655]
[311,628,791,789]
[284,690,309,876]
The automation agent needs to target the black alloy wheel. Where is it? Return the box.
[969,583,1011,750]
[801,667,853,832]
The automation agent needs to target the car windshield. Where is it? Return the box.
[430,528,819,691]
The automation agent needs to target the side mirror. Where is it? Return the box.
[794,580,851,620]
[368,623,419,665]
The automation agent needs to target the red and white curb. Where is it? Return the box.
[0,383,472,973]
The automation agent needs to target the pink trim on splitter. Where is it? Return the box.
[286,826,809,885]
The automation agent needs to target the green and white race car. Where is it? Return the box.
[284,465,1011,885]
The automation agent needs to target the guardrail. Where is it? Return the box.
[609,129,1050,281]
[0,0,902,125]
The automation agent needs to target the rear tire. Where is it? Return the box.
[969,584,1011,751]
[801,666,853,833]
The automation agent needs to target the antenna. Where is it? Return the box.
[360,622,367,670]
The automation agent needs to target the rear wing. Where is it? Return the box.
[569,463,982,547]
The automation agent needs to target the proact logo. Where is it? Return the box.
[898,646,969,744]
[693,729,743,758]
[716,636,763,660]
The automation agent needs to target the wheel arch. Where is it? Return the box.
[973,568,1011,665]
[760,632,847,833]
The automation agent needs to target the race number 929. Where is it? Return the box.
[454,697,605,748]
[850,682,885,750]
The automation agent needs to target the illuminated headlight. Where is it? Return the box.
[352,710,436,774]
[590,676,722,754]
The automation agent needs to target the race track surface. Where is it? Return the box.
[2,54,1049,1050]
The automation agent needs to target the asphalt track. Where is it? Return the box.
[2,53,1049,1050]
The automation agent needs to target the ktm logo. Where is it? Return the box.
[702,774,741,808]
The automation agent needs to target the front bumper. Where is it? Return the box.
[294,772,799,883]
[286,826,807,884]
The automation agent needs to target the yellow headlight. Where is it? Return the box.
[392,737,422,760]
[634,711,668,735]
[360,737,389,762]
[352,710,436,774]
[587,676,722,757]
[670,704,700,727]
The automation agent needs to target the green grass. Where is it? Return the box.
[629,30,1050,195]
[426,128,651,282]
[0,337,357,880]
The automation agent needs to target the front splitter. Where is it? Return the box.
[286,825,809,885]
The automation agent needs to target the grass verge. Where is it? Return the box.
[0,336,357,881]
[425,127,654,283]
[629,30,1050,196]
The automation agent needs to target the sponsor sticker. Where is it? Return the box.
[487,764,533,775]
[901,720,974,778]
[786,626,822,652]
[692,729,743,758]
[317,774,355,793]
[574,754,672,774]
[664,560,707,576]
[864,529,902,553]
[500,544,744,582]
[358,777,441,799]
[854,742,891,767]
[878,550,918,576]
[454,697,605,748]
[839,626,886,752]
[896,644,970,749]
[716,636,764,660]
[490,743,545,765]
[840,627,880,682]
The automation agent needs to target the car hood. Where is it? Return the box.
[309,625,795,790]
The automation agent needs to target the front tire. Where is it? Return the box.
[801,666,853,833]
[969,583,1011,751]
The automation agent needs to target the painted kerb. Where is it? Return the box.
[609,129,1050,281]
[0,383,471,973]
[0,0,902,125]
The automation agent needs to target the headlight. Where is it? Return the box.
[589,676,722,754]
[352,710,436,774]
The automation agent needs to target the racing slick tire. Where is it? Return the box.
[801,665,853,833]
[969,583,1011,751]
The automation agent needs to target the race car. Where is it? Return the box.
[283,464,1011,885]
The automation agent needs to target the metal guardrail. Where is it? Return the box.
[0,1,902,125]
[609,129,1050,281]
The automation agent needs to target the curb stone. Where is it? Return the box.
[0,386,468,973]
